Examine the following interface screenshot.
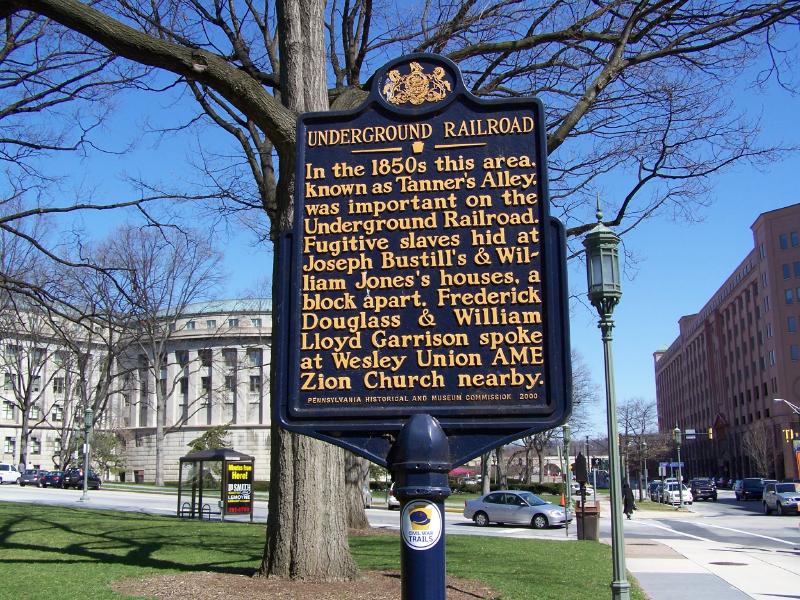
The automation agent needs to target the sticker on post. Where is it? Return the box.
[401,500,442,550]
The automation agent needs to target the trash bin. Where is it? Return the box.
[575,501,600,541]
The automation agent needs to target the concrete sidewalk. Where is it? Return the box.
[621,536,800,600]
[593,498,800,600]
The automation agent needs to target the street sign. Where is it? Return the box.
[685,428,696,440]
[275,53,571,467]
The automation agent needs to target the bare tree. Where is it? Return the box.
[4,0,800,582]
[99,225,224,486]
[742,422,774,478]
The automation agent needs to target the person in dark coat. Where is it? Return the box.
[622,481,636,519]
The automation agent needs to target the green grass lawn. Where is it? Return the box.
[0,502,646,600]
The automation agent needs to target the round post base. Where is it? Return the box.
[611,580,631,600]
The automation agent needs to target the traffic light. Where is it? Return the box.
[785,428,796,442]
[708,427,713,440]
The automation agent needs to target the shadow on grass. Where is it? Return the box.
[0,503,262,576]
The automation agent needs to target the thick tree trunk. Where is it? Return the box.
[345,452,371,530]
[481,453,490,495]
[537,450,545,484]
[260,0,357,581]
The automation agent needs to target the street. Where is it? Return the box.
[2,485,799,599]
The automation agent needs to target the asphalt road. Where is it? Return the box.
[623,489,800,551]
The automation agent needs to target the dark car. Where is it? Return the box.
[690,478,717,501]
[736,477,765,500]
[62,467,101,490]
[19,468,46,487]
[41,470,63,488]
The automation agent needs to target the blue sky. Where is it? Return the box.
[36,49,800,436]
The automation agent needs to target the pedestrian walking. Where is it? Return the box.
[622,480,636,519]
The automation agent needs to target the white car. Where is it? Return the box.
[0,463,20,484]
[661,482,692,505]
[571,481,594,494]
[387,484,400,510]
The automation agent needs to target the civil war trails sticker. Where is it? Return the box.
[400,500,443,550]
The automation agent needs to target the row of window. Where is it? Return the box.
[3,400,64,422]
[183,317,262,331]
[779,231,800,250]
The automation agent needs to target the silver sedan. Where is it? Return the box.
[463,490,571,529]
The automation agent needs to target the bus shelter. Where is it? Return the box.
[177,448,255,522]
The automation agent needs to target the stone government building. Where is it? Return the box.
[655,203,800,481]
[0,299,273,483]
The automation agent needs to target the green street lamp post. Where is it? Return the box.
[563,424,571,537]
[79,408,94,503]
[583,204,629,600]
[673,427,683,509]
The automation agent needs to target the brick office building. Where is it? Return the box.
[654,203,800,481]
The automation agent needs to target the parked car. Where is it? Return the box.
[387,483,400,510]
[763,482,800,515]
[41,471,63,488]
[19,468,46,487]
[570,481,594,495]
[649,481,664,502]
[61,467,101,490]
[689,478,717,501]
[0,463,21,485]
[661,482,693,505]
[736,477,765,500]
[464,490,572,529]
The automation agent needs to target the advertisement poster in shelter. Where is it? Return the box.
[224,462,253,515]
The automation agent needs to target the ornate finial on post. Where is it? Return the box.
[596,194,603,223]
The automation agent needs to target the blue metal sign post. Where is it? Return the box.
[275,53,572,599]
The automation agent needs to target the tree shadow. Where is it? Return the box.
[0,504,262,576]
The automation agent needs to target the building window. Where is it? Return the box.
[201,376,211,394]
[53,377,65,395]
[185,320,196,330]
[252,318,262,327]
[135,433,143,448]
[30,404,41,419]
[247,348,262,367]
[785,264,792,279]
[176,350,189,367]
[767,323,773,338]
[759,243,766,258]
[792,345,800,362]
[790,317,798,333]
[53,351,66,368]
[223,349,237,368]
[31,437,41,454]
[768,350,776,366]
[4,345,19,363]
[206,319,217,329]
[4,373,15,391]
[4,436,15,454]
[249,375,261,393]
[780,234,788,249]
[786,289,794,304]
[54,438,62,452]
[2,401,14,420]
[32,376,41,392]
[228,318,239,328]
[224,375,236,392]
[52,404,63,421]
[793,232,799,247]
[199,349,212,367]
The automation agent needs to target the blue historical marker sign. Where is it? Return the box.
[275,54,571,467]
